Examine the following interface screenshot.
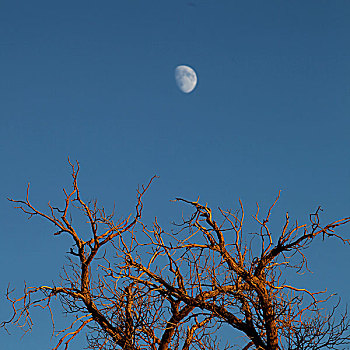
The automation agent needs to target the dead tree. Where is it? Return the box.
[2,161,350,350]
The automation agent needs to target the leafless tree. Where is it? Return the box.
[2,160,350,350]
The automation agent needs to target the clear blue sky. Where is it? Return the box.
[1,1,349,349]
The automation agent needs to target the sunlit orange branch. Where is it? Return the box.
[2,161,350,350]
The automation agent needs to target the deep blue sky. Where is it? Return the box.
[1,1,349,349]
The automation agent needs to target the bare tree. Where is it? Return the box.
[2,161,350,350]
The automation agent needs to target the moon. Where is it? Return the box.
[175,65,198,93]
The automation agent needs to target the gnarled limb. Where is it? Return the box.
[2,162,350,350]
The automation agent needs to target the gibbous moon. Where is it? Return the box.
[175,65,197,93]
